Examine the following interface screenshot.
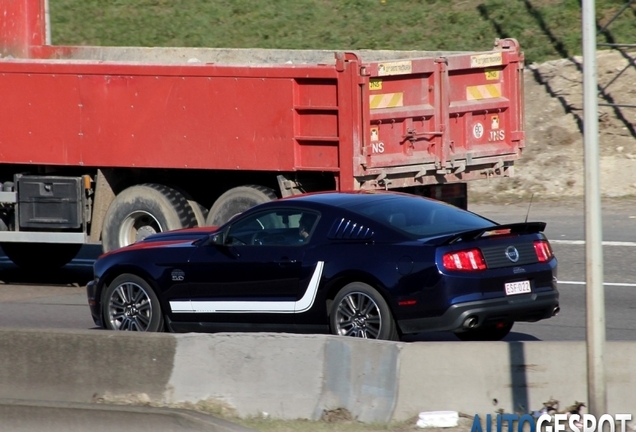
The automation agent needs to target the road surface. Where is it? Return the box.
[0,197,634,342]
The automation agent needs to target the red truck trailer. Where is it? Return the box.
[0,0,524,268]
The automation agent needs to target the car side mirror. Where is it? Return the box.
[209,233,225,246]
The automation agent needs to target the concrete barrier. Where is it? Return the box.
[0,328,634,423]
[168,333,327,420]
[167,334,400,422]
[393,341,633,419]
[0,328,175,403]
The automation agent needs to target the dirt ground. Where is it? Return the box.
[469,49,636,203]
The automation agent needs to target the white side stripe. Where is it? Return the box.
[169,261,325,314]
[170,301,193,312]
[295,260,324,312]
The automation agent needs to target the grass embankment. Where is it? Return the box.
[50,0,636,64]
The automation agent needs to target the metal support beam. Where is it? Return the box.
[0,231,87,244]
[582,0,606,416]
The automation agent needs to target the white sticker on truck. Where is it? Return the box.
[470,52,503,68]
[377,61,412,76]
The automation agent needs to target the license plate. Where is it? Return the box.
[505,280,531,296]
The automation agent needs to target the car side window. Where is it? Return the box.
[226,209,319,246]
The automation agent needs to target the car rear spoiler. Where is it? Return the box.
[444,222,547,245]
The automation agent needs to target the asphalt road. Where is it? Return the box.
[469,197,636,342]
[0,197,634,342]
[0,399,255,432]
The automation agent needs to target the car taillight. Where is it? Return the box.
[442,248,487,271]
[534,240,553,262]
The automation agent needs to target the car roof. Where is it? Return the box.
[279,191,423,208]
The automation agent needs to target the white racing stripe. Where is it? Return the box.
[551,239,636,247]
[170,261,324,314]
[559,280,636,287]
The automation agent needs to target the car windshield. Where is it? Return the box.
[347,195,496,238]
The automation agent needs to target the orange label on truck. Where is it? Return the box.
[369,79,382,90]
[485,69,500,80]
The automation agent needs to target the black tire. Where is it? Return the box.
[330,282,399,341]
[168,185,208,227]
[1,243,82,270]
[102,273,163,332]
[101,183,197,252]
[455,322,513,341]
[205,185,277,226]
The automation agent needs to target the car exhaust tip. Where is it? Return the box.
[552,306,560,316]
[463,316,478,329]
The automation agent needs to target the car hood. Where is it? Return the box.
[98,226,219,259]
[142,226,219,243]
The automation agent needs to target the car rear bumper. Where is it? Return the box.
[86,280,103,327]
[397,290,559,335]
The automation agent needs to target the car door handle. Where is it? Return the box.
[277,257,297,266]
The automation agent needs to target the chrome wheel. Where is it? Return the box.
[107,281,153,331]
[334,292,382,338]
[118,210,163,247]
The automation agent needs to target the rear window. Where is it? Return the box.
[347,195,495,238]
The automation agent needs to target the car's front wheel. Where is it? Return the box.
[454,322,513,341]
[102,274,163,332]
[330,282,399,341]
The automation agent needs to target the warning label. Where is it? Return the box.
[370,127,379,141]
[485,68,500,80]
[369,93,404,109]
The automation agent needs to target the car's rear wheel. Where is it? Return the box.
[102,274,163,332]
[101,183,198,252]
[454,322,513,341]
[330,282,399,341]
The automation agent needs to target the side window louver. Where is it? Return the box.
[327,218,374,240]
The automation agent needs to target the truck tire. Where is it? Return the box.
[188,200,208,227]
[1,243,82,270]
[205,185,278,226]
[169,185,208,227]
[102,183,197,252]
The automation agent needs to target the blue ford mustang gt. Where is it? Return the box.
[86,191,559,341]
